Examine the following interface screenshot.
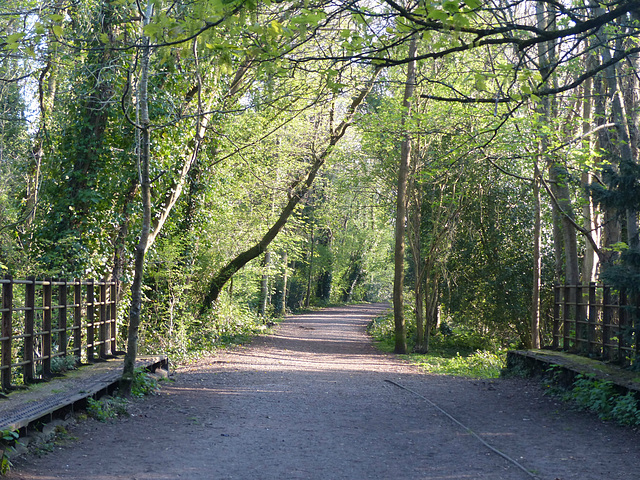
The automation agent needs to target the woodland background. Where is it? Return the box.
[1,0,639,379]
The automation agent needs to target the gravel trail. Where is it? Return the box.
[6,303,640,480]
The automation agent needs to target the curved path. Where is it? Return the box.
[7,303,640,479]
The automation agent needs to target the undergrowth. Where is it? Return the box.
[553,373,640,426]
[142,299,279,365]
[367,311,506,378]
[86,368,161,422]
[0,430,19,475]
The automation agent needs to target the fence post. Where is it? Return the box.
[576,284,586,353]
[563,284,572,350]
[1,276,13,391]
[635,292,640,366]
[603,286,612,361]
[99,280,107,359]
[59,279,68,358]
[110,281,117,354]
[86,279,95,362]
[552,285,561,349]
[619,289,629,365]
[24,276,35,383]
[588,283,597,356]
[74,279,82,363]
[42,277,52,378]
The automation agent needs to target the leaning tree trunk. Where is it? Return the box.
[201,67,382,311]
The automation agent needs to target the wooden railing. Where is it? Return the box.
[553,283,639,366]
[0,277,118,391]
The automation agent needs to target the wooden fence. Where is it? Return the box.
[0,277,118,391]
[553,283,639,365]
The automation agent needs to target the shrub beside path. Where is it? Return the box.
[6,303,640,479]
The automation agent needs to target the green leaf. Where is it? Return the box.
[52,25,64,37]
[143,23,162,38]
[269,20,283,36]
[7,33,25,43]
[428,9,449,21]
[443,1,460,14]
[474,73,486,91]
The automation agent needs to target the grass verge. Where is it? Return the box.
[367,310,506,379]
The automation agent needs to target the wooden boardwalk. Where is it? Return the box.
[507,349,640,393]
[0,355,167,432]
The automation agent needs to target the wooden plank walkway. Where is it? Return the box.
[507,349,640,393]
[0,355,167,432]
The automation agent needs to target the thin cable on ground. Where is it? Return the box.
[384,379,539,480]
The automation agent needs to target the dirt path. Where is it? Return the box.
[6,303,640,480]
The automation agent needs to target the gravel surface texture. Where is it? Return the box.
[6,303,640,480]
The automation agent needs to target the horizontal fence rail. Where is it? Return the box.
[0,276,118,392]
[553,283,639,366]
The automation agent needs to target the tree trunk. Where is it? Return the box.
[425,276,439,345]
[304,229,314,308]
[410,186,426,353]
[26,53,57,230]
[280,251,288,316]
[532,158,542,349]
[121,1,153,395]
[532,2,545,346]
[393,34,418,355]
[593,1,639,251]
[581,68,599,283]
[259,251,271,317]
[110,178,137,304]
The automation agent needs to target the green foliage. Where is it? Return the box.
[50,355,78,374]
[86,396,129,422]
[562,374,640,426]
[86,370,158,420]
[0,429,19,475]
[367,311,505,378]
[412,349,506,378]
[611,392,640,426]
[130,368,160,398]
